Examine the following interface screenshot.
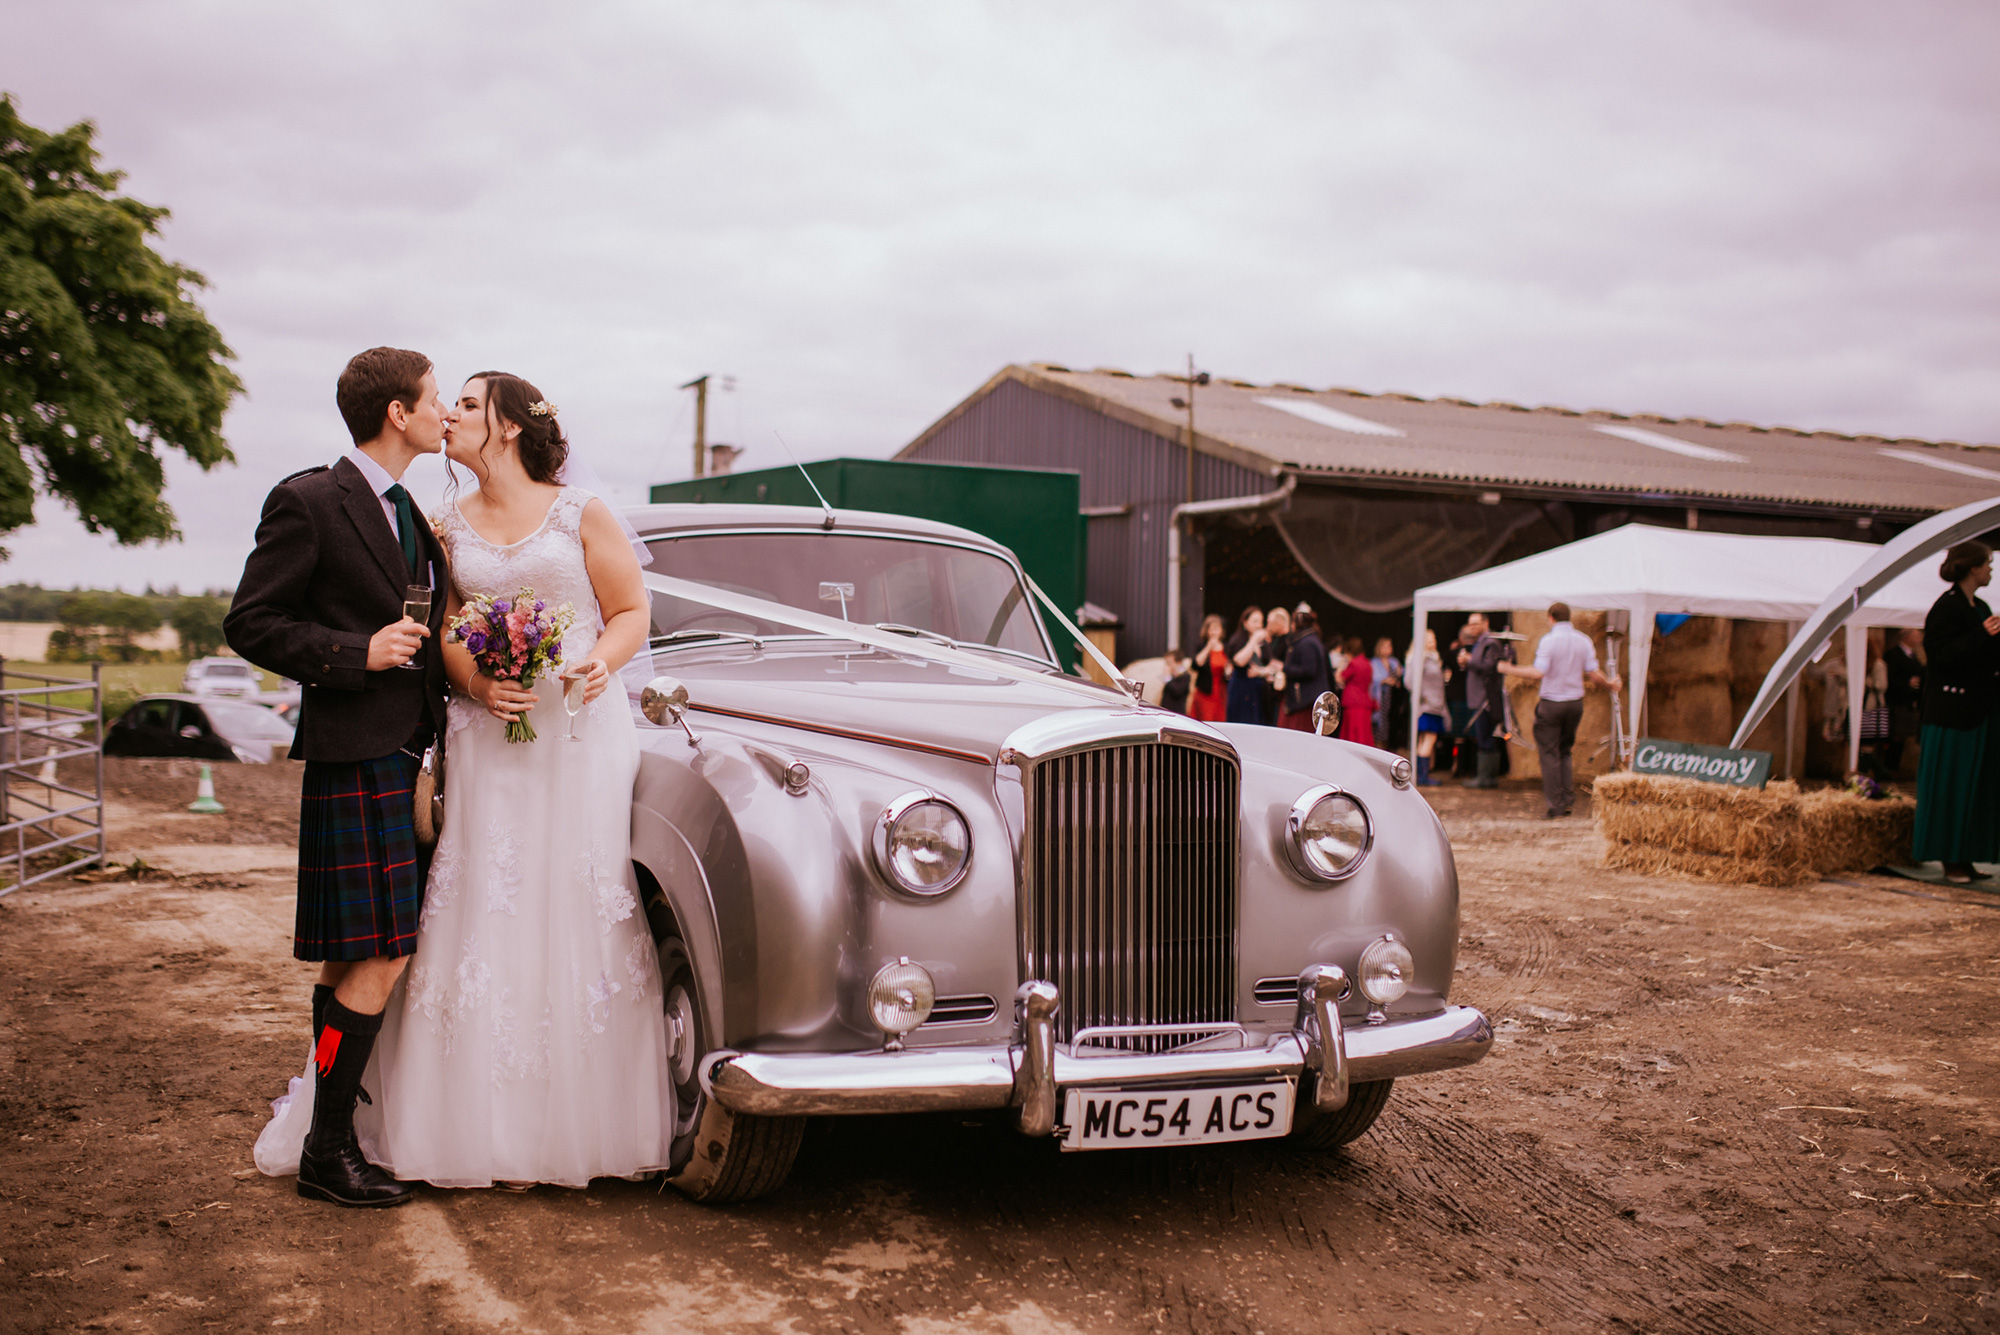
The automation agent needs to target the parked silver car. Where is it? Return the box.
[182,656,260,698]
[621,503,1491,1201]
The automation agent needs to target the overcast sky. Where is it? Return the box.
[4,0,1996,593]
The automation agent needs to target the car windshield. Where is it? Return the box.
[203,702,295,740]
[643,531,1050,662]
[202,662,252,676]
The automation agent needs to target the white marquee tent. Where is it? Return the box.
[1408,524,1954,775]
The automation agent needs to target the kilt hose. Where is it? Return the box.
[294,728,433,962]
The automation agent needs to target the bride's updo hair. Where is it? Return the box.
[472,370,569,485]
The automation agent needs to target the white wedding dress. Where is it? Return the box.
[256,486,675,1187]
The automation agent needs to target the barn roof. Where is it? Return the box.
[907,363,2000,515]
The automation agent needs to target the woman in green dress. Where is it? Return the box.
[1914,540,2000,883]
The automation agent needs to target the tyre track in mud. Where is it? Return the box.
[8,774,1998,1334]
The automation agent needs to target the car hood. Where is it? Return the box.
[632,642,1138,761]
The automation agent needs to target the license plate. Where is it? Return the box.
[1060,1081,1295,1150]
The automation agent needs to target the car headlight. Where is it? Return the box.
[1284,785,1372,882]
[868,956,936,1037]
[1358,935,1414,1006]
[872,792,972,896]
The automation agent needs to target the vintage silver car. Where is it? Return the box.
[619,501,1492,1201]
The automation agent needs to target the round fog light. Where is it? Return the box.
[868,956,936,1036]
[1358,935,1414,1006]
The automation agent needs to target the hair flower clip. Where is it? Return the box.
[529,400,559,418]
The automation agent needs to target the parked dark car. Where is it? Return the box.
[105,694,296,763]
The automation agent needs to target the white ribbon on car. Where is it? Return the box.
[640,570,1128,706]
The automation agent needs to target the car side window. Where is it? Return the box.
[170,703,209,735]
[130,701,171,730]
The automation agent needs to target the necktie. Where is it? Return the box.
[383,483,421,579]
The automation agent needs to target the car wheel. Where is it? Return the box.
[1288,1078,1394,1150]
[656,936,805,1203]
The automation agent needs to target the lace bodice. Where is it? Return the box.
[436,486,603,659]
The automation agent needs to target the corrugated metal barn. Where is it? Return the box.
[899,363,2000,662]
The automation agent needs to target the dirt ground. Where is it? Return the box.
[2,758,1996,1334]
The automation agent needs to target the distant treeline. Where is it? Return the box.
[0,583,233,661]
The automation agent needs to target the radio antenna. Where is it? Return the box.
[774,430,836,530]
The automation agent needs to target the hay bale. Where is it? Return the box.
[1798,787,1915,874]
[1591,771,1913,886]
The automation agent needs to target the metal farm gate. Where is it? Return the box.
[0,659,106,893]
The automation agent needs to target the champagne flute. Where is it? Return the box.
[400,585,432,670]
[560,664,588,741]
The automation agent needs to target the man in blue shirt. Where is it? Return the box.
[1501,602,1620,818]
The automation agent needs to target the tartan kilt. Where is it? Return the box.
[294,747,427,961]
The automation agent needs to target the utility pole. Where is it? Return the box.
[1165,354,1209,652]
[680,374,709,478]
[1168,353,1209,509]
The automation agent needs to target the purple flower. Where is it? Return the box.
[524,624,541,645]
[466,631,487,654]
[494,599,512,615]
[534,600,545,612]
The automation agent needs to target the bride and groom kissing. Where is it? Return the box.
[226,347,674,1206]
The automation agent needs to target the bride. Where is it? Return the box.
[259,371,674,1188]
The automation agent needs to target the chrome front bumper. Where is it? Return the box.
[701,968,1493,1134]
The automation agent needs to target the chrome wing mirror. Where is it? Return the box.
[1311,690,1341,738]
[641,676,701,746]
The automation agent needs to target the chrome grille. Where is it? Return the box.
[1023,741,1238,1052]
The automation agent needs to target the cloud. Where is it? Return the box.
[2,0,1996,591]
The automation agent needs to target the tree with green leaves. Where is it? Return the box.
[169,593,226,659]
[48,589,162,662]
[0,94,241,554]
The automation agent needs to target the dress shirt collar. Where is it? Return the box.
[345,447,399,499]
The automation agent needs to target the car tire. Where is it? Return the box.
[1288,1077,1394,1150]
[655,936,805,1203]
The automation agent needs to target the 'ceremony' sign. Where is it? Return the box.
[1630,737,1772,789]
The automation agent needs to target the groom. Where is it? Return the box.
[225,347,451,1207]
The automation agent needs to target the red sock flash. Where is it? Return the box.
[314,1025,342,1077]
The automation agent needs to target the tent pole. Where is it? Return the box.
[1782,621,1800,780]
[1626,599,1653,764]
[1845,621,1867,778]
[1408,599,1428,760]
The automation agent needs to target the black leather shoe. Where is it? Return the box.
[298,1143,416,1208]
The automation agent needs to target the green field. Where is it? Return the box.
[1,661,285,719]
[6,660,285,693]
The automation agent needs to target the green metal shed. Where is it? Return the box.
[650,458,1087,669]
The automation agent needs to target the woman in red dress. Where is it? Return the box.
[1337,635,1376,744]
[1187,614,1230,723]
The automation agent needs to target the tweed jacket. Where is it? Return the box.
[224,457,450,763]
[1919,586,2000,732]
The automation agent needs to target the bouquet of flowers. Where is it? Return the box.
[447,588,576,743]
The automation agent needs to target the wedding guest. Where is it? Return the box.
[1186,614,1230,723]
[1160,648,1192,714]
[1885,627,1925,778]
[1337,635,1375,744]
[1370,636,1403,748]
[1460,613,1511,788]
[1914,541,2000,883]
[1444,618,1479,778]
[1409,628,1447,785]
[1277,607,1330,731]
[1225,606,1268,724]
[1255,606,1293,725]
[1500,602,1619,818]
[1858,632,1891,777]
